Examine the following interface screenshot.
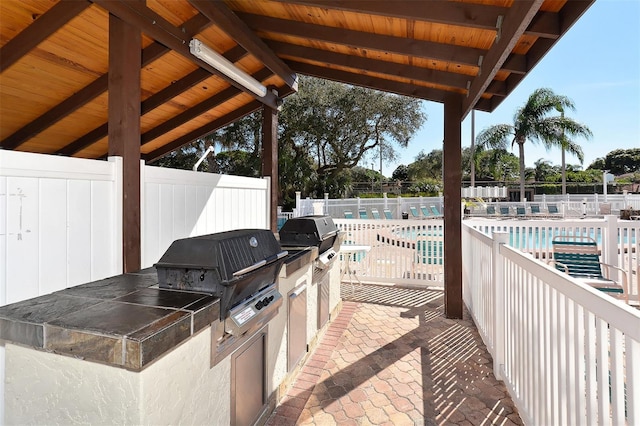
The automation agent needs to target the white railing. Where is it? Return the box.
[467,217,639,305]
[334,219,444,286]
[463,224,640,425]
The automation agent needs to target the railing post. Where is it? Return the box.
[604,215,618,267]
[324,192,329,215]
[383,192,388,211]
[492,231,510,381]
[295,191,301,217]
[397,195,402,219]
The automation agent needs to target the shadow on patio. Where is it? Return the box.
[267,285,522,425]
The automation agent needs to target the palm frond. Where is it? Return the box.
[475,124,513,152]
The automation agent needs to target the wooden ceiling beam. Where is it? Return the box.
[269,41,470,90]
[0,0,91,71]
[143,85,294,162]
[57,45,248,156]
[189,0,298,91]
[274,0,506,30]
[274,1,561,39]
[462,0,544,118]
[239,13,487,68]
[289,60,493,111]
[92,0,279,109]
[2,13,211,151]
[141,68,273,145]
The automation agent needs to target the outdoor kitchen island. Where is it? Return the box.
[0,230,343,425]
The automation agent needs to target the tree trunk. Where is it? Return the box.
[518,140,526,201]
[561,147,566,195]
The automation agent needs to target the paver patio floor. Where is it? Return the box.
[267,285,522,426]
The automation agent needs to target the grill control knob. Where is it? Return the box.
[255,301,264,310]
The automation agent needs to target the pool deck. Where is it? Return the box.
[267,285,521,425]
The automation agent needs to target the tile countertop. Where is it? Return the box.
[0,268,220,371]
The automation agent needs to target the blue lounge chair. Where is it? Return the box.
[430,205,443,217]
[516,207,526,217]
[530,204,541,215]
[344,210,354,219]
[486,205,496,216]
[383,209,393,220]
[547,204,561,216]
[499,206,511,216]
[420,205,432,218]
[551,235,628,303]
[409,206,421,219]
[358,209,369,219]
[371,209,381,219]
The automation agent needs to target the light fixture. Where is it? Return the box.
[189,38,267,98]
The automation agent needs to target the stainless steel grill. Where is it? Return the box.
[154,229,287,337]
[279,215,340,268]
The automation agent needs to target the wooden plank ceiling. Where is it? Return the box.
[0,0,593,162]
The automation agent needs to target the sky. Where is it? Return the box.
[376,0,640,178]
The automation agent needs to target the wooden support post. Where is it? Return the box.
[108,15,141,273]
[262,92,279,232]
[443,94,463,319]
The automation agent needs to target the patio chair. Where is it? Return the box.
[358,209,369,219]
[499,206,511,216]
[550,235,629,303]
[409,206,422,219]
[371,209,381,220]
[383,209,393,220]
[486,205,497,216]
[430,205,443,217]
[420,205,433,218]
[530,204,541,215]
[344,210,354,219]
[516,206,526,217]
[547,204,561,216]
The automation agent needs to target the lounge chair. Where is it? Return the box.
[530,204,541,215]
[371,209,381,219]
[550,235,628,303]
[516,206,526,217]
[383,209,393,220]
[344,210,354,219]
[430,205,443,217]
[358,209,369,219]
[409,206,422,219]
[547,204,561,216]
[420,205,433,218]
[499,206,511,216]
[486,205,497,216]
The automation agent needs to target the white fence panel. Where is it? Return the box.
[463,222,640,425]
[334,218,444,286]
[1,151,121,302]
[141,165,269,268]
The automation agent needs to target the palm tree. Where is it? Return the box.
[475,88,592,201]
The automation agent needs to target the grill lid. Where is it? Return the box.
[155,229,283,282]
[279,215,338,251]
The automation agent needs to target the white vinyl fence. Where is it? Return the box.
[334,218,445,286]
[1,151,271,421]
[463,224,640,425]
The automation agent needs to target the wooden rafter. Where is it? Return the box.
[2,13,211,151]
[463,0,543,118]
[239,13,489,68]
[143,85,294,162]
[274,0,560,39]
[270,41,470,91]
[92,0,279,109]
[0,0,91,72]
[189,0,298,90]
[56,45,248,156]
[141,68,273,145]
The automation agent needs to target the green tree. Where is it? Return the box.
[407,149,442,181]
[391,165,409,181]
[475,88,592,201]
[603,148,640,174]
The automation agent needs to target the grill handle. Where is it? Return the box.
[232,250,288,277]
